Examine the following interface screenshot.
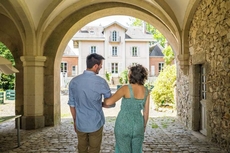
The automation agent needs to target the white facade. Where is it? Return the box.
[72,22,154,79]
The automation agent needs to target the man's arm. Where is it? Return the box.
[69,106,77,132]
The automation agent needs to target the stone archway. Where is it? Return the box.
[0,0,196,129]
[43,2,181,127]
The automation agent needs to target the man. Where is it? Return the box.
[68,53,112,153]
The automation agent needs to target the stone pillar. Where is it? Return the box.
[177,53,190,75]
[20,56,47,130]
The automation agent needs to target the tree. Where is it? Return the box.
[150,65,176,109]
[151,45,176,109]
[119,69,128,84]
[128,18,166,47]
[0,42,16,90]
[162,45,174,65]
[0,42,15,64]
[129,18,176,109]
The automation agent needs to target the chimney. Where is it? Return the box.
[142,21,146,33]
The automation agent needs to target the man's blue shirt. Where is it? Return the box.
[68,70,112,132]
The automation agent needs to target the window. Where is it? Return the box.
[112,31,117,41]
[61,62,67,72]
[72,66,76,76]
[159,62,164,72]
[132,63,137,66]
[111,63,118,74]
[112,46,118,56]
[90,46,96,54]
[201,66,206,99]
[132,47,138,56]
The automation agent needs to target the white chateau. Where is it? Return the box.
[72,21,154,83]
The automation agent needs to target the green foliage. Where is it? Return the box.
[151,122,159,129]
[119,69,128,84]
[162,46,174,65]
[144,81,154,92]
[105,71,111,82]
[0,42,15,64]
[129,18,166,47]
[128,18,142,26]
[150,65,176,109]
[0,74,15,90]
[0,42,16,90]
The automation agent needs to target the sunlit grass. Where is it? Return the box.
[61,113,71,118]
[151,122,159,128]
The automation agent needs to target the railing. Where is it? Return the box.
[109,36,121,43]
[6,90,15,100]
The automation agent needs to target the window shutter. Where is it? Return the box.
[89,46,91,54]
[117,31,119,41]
[110,45,112,56]
[138,47,140,57]
[118,62,122,74]
[151,66,155,76]
[108,62,111,73]
[130,47,132,56]
[117,46,119,56]
[110,31,112,41]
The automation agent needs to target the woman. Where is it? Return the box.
[104,64,150,153]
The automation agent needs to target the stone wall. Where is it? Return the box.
[176,70,189,126]
[177,0,230,150]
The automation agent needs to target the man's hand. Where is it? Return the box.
[73,121,77,133]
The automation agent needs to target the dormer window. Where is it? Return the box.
[112,31,117,41]
[110,30,120,42]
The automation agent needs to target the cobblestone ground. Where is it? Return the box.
[0,96,228,153]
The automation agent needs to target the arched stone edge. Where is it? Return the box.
[180,0,201,75]
[43,2,181,126]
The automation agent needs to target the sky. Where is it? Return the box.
[86,15,134,27]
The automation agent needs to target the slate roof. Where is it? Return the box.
[149,43,164,56]
[103,21,128,31]
[72,21,153,41]
[63,45,77,56]
[125,27,153,39]
[73,26,105,40]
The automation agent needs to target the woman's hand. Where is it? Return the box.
[102,102,116,108]
[102,102,109,108]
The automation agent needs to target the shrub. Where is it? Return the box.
[105,71,111,82]
[150,65,176,109]
[119,69,128,84]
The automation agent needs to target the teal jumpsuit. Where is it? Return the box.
[114,84,148,153]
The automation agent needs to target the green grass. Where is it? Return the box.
[61,113,71,118]
[151,122,159,128]
[105,117,116,122]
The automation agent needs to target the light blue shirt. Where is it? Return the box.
[68,70,112,132]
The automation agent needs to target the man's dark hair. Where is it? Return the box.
[86,53,105,68]
[129,64,148,85]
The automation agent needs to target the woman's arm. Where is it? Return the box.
[143,93,150,131]
[104,85,126,105]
